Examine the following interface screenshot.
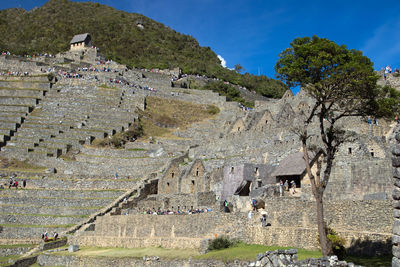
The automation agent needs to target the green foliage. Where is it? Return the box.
[93,121,143,148]
[207,236,234,251]
[202,81,244,103]
[206,105,220,115]
[317,227,346,259]
[275,35,399,119]
[0,0,287,100]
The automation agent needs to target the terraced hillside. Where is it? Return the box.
[0,75,52,147]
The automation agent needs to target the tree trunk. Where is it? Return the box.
[315,190,332,256]
[301,136,332,256]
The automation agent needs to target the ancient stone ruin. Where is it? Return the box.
[0,36,397,266]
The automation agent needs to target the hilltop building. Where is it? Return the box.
[70,33,92,51]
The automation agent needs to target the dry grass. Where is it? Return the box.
[139,96,219,139]
[0,156,46,171]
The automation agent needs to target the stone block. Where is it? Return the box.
[393,257,400,267]
[394,168,400,179]
[395,209,400,218]
[393,235,400,245]
[393,201,400,209]
[394,245,400,258]
[395,221,400,239]
[394,145,400,156]
[68,245,79,253]
[393,156,400,168]
[394,189,400,200]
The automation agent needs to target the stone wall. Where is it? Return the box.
[393,131,400,266]
[37,254,249,267]
[73,199,391,256]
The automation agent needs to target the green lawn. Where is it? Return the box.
[195,243,322,262]
[344,255,391,267]
[53,246,199,259]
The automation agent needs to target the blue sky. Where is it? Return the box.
[2,0,400,79]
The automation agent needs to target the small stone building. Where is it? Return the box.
[70,33,92,51]
[271,151,322,190]
[221,163,276,200]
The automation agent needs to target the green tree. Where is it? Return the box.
[234,63,244,73]
[275,36,399,256]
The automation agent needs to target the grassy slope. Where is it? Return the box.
[139,96,219,139]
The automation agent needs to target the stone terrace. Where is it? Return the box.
[0,75,51,147]
[0,78,140,162]
[0,168,137,244]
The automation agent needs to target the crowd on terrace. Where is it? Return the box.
[136,207,213,215]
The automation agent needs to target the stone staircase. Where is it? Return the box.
[0,75,52,148]
[0,79,140,161]
[0,169,138,245]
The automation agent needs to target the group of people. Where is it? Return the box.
[279,179,297,196]
[140,207,212,215]
[383,65,400,79]
[7,176,26,189]
[0,71,30,77]
[41,231,59,242]
[367,117,378,125]
[58,71,83,79]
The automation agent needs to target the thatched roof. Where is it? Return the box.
[271,151,319,177]
[70,33,90,44]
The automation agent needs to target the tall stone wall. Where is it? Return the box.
[74,199,391,255]
[393,132,400,266]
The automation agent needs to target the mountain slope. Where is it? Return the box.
[0,0,287,98]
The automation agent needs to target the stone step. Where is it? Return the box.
[0,189,124,199]
[0,111,28,117]
[0,75,50,82]
[0,226,68,240]
[0,88,45,98]
[0,97,38,106]
[0,205,100,216]
[0,105,31,113]
[0,81,50,90]
[0,129,11,135]
[0,121,18,131]
[0,147,58,159]
[14,128,59,137]
[31,146,63,156]
[0,214,83,226]
[0,177,140,190]
[0,116,23,124]
[0,196,114,208]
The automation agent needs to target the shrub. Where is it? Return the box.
[208,236,233,251]
[317,227,346,260]
[92,121,144,148]
[206,105,220,115]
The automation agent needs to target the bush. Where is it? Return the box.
[208,236,233,251]
[92,121,144,148]
[206,105,220,115]
[317,227,346,260]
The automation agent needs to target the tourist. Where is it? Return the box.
[23,180,26,188]
[248,210,252,221]
[53,232,58,240]
[290,180,296,194]
[114,172,118,179]
[284,180,289,191]
[252,199,257,211]
[224,200,229,213]
[279,180,284,196]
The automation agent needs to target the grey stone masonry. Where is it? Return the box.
[248,249,360,267]
[394,129,400,267]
